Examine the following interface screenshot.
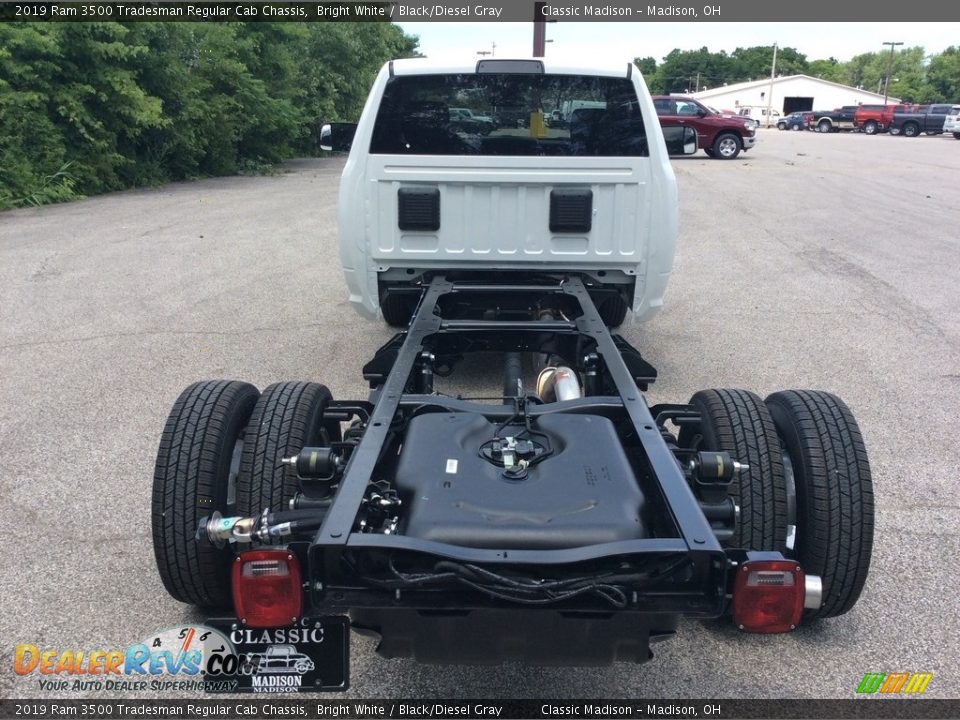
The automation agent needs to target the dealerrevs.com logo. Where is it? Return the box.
[856,672,933,695]
[13,625,248,692]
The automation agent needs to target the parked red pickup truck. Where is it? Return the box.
[653,95,757,159]
[854,104,917,134]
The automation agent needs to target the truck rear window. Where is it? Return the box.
[370,73,648,157]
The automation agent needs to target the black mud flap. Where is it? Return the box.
[351,608,677,666]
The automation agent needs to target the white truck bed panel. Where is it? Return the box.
[367,156,651,265]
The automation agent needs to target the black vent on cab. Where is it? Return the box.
[550,188,593,233]
[398,187,440,231]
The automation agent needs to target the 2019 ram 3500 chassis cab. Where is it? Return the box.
[151,59,874,668]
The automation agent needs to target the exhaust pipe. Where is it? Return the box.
[536,366,582,402]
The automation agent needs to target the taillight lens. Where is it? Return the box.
[232,549,302,628]
[732,559,804,633]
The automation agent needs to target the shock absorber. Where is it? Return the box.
[503,352,523,398]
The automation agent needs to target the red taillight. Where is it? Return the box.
[232,550,302,628]
[732,560,804,634]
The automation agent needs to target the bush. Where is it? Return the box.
[0,21,420,209]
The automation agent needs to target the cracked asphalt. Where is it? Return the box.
[2,130,959,700]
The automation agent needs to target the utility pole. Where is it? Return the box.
[533,2,546,57]
[765,43,777,128]
[882,41,903,106]
[695,71,701,93]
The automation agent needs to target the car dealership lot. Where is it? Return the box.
[1,130,958,699]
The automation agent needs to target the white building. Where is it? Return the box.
[692,74,900,116]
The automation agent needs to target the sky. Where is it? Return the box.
[396,22,958,64]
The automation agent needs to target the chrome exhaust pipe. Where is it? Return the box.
[536,366,582,403]
[804,574,823,610]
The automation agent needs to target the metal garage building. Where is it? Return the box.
[693,74,899,116]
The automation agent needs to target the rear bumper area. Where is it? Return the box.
[350,607,678,665]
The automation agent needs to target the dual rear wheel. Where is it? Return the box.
[684,388,873,620]
[153,381,874,621]
[152,380,338,608]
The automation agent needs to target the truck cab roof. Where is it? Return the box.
[387,57,634,79]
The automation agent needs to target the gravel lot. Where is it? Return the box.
[2,129,959,700]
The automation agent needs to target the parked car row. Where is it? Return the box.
[775,103,960,138]
[777,111,813,131]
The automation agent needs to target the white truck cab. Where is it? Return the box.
[324,57,696,327]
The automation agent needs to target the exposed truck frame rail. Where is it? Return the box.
[311,276,726,614]
[153,273,873,669]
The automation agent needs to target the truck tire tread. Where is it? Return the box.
[684,389,787,552]
[152,380,259,607]
[765,390,874,619]
[237,381,333,516]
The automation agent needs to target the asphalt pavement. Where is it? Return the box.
[1,129,959,699]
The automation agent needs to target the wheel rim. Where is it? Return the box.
[718,137,737,157]
[865,123,876,134]
[905,124,918,137]
[781,447,798,553]
[819,121,830,132]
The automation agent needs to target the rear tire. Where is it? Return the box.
[791,123,801,131]
[237,381,336,516]
[903,122,920,137]
[765,390,874,620]
[777,122,787,131]
[152,380,260,607]
[680,389,787,551]
[817,120,831,133]
[712,133,742,159]
[381,291,417,328]
[863,121,878,135]
[954,132,960,140]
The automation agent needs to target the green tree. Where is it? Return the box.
[48,23,164,191]
[654,47,732,94]
[634,56,657,77]
[730,45,808,82]
[923,46,960,102]
[807,57,843,82]
[0,23,71,206]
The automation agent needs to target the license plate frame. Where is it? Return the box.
[203,616,349,693]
